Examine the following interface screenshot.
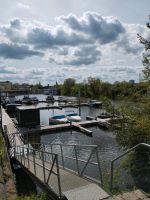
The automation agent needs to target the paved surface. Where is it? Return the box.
[2,107,23,146]
[106,190,150,200]
[16,154,109,200]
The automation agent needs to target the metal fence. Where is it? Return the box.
[110,143,150,193]
[13,145,62,198]
[29,142,103,185]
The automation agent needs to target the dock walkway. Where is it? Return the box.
[1,107,23,146]
[15,148,109,200]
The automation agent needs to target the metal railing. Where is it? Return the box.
[30,142,103,185]
[110,143,150,192]
[13,145,62,198]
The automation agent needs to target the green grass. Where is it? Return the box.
[15,194,46,200]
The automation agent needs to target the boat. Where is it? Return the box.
[49,115,68,125]
[58,96,67,102]
[66,111,81,122]
[22,96,32,105]
[31,97,39,104]
[88,100,102,107]
[97,112,112,119]
[46,95,54,102]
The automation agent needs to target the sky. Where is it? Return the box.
[0,0,150,85]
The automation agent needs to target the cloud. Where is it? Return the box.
[0,12,148,66]
[0,66,17,74]
[64,45,101,65]
[27,27,89,48]
[0,43,43,59]
[16,3,30,10]
[58,12,125,44]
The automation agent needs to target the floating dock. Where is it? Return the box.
[21,118,110,136]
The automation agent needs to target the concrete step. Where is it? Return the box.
[106,190,150,200]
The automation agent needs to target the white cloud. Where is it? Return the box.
[16,3,30,10]
[0,11,149,83]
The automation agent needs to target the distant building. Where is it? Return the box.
[12,83,30,90]
[43,88,57,95]
[129,80,135,84]
[0,81,12,90]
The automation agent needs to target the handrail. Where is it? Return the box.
[13,145,62,198]
[110,143,150,192]
[28,142,103,185]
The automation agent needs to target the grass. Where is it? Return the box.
[15,194,47,200]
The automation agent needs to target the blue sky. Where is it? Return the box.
[0,0,150,85]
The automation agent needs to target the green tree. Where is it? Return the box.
[138,16,150,81]
[62,78,76,96]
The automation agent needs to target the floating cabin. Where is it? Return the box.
[16,106,40,127]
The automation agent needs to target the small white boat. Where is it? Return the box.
[46,95,54,102]
[49,115,68,125]
[22,96,32,105]
[88,100,102,107]
[66,111,81,122]
[58,96,67,102]
[31,97,39,104]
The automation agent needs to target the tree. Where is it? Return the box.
[138,16,150,81]
[104,16,150,192]
[62,78,76,96]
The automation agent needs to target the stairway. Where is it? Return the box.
[106,190,150,200]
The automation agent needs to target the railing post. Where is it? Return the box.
[60,144,64,169]
[95,147,103,186]
[74,145,80,175]
[50,145,53,160]
[41,151,46,183]
[27,147,30,169]
[56,155,62,198]
[20,147,23,164]
[110,161,114,192]
[23,147,25,166]
[33,149,36,175]
[14,146,16,158]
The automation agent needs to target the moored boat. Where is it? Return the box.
[88,100,102,107]
[49,115,68,125]
[46,95,54,102]
[58,96,67,102]
[31,97,39,104]
[66,111,81,122]
[22,96,32,105]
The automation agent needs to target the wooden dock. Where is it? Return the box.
[22,119,110,136]
[17,102,99,111]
